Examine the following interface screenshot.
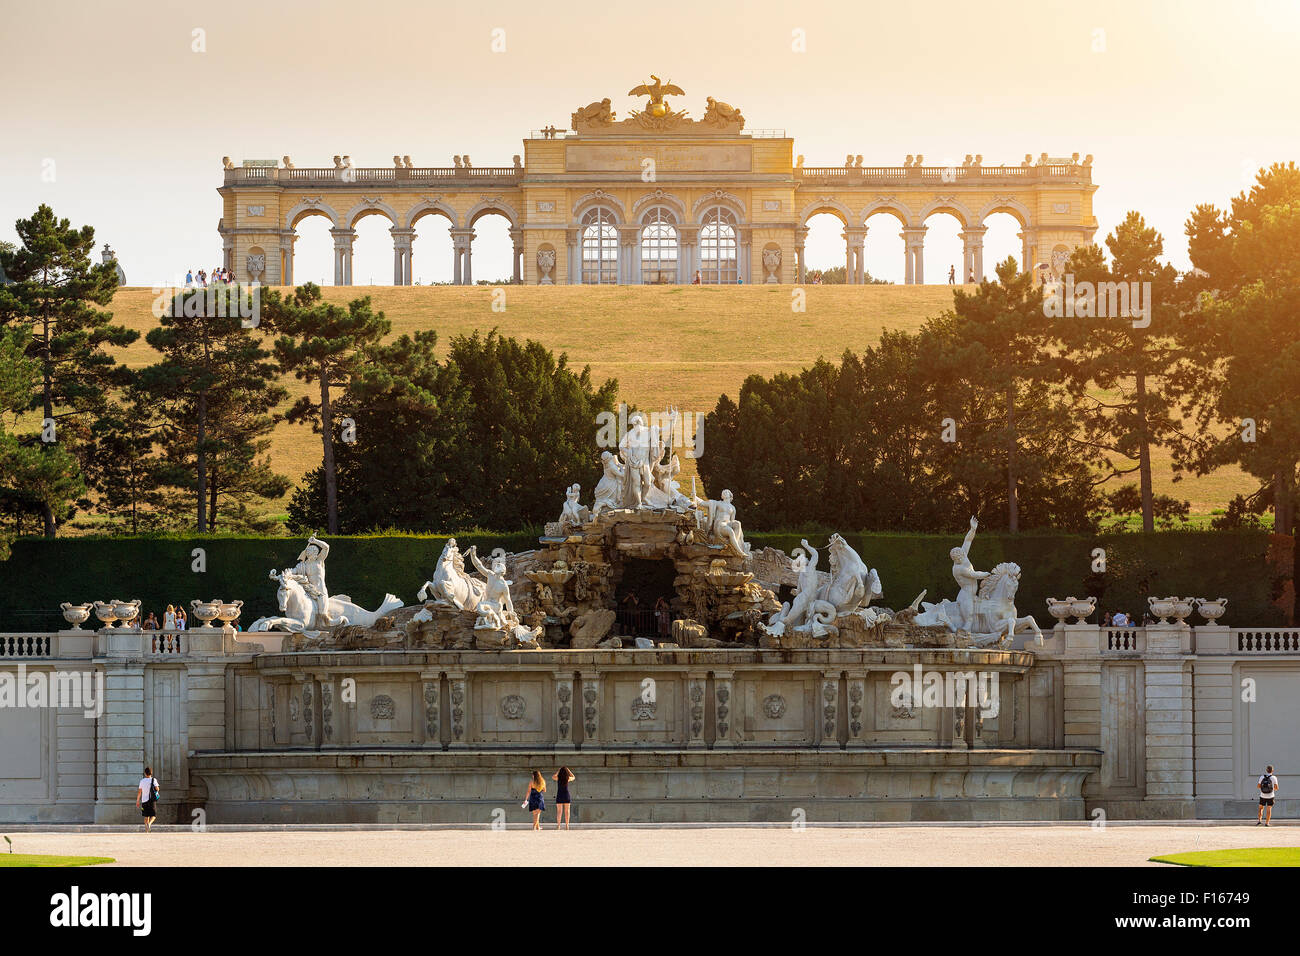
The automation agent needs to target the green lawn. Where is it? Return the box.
[1151,847,1300,867]
[0,853,115,867]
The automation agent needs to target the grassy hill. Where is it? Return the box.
[83,284,1248,520]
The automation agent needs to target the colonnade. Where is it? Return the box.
[794,219,1039,285]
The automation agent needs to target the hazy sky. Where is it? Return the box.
[2,0,1297,286]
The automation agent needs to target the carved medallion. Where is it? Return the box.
[370,694,396,720]
[500,694,527,720]
[762,694,787,719]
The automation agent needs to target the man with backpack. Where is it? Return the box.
[1258,765,1279,826]
[136,766,160,833]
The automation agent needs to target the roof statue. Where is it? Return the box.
[628,75,685,117]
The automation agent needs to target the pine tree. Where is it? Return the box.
[0,205,136,535]
[264,283,389,534]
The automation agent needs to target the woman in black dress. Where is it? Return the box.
[552,766,576,830]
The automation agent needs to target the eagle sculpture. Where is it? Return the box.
[628,75,684,108]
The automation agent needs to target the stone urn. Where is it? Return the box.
[60,602,93,629]
[113,599,142,627]
[1147,595,1177,624]
[92,601,119,629]
[191,599,222,627]
[217,600,244,629]
[1196,597,1228,623]
[1169,597,1195,625]
[1070,596,1097,624]
[1045,598,1073,624]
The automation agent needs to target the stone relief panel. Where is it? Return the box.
[353,681,417,744]
[475,677,546,739]
[610,677,679,742]
[738,675,813,745]
[868,675,940,743]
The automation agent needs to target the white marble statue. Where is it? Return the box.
[693,489,750,556]
[591,451,626,516]
[618,413,659,509]
[291,535,337,626]
[914,517,1043,646]
[470,547,517,631]
[249,568,402,634]
[417,538,487,610]
[767,534,883,636]
[559,483,590,529]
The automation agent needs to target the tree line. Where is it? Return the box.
[0,163,1297,565]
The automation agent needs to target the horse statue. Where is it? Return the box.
[417,538,486,611]
[968,563,1043,647]
[915,563,1043,647]
[248,569,402,634]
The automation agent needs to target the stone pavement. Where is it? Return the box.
[7,823,1296,866]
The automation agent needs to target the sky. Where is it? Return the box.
[2,0,1298,286]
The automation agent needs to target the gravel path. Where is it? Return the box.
[8,824,1297,867]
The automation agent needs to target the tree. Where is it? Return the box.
[288,329,617,532]
[924,258,1085,531]
[697,326,1102,534]
[288,331,471,532]
[78,396,167,534]
[136,288,287,531]
[1181,162,1300,618]
[1056,213,1187,531]
[0,205,136,535]
[264,284,390,534]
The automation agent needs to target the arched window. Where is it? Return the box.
[640,207,678,284]
[581,207,619,284]
[699,206,738,283]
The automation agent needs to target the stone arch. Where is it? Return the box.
[976,197,1034,228]
[466,198,520,229]
[285,199,341,231]
[858,199,912,227]
[917,197,976,228]
[692,189,746,223]
[633,189,687,223]
[343,198,401,229]
[798,197,854,227]
[572,190,625,222]
[405,199,459,230]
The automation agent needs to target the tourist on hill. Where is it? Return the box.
[163,604,176,631]
[523,770,546,830]
[948,265,956,284]
[176,607,188,630]
[1102,612,1113,627]
[692,270,701,285]
[185,270,194,287]
[136,766,160,833]
[553,766,575,830]
[1112,610,1129,627]
[1258,765,1280,825]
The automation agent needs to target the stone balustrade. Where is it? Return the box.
[223,166,522,187]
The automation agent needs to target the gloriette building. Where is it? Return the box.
[217,77,1098,286]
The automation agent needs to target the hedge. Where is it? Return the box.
[0,530,1287,631]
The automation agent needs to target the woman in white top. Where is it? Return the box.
[162,605,176,630]
[135,766,160,832]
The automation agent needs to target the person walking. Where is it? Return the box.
[136,766,160,833]
[553,766,575,830]
[947,265,956,285]
[1258,765,1280,825]
[523,770,546,830]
